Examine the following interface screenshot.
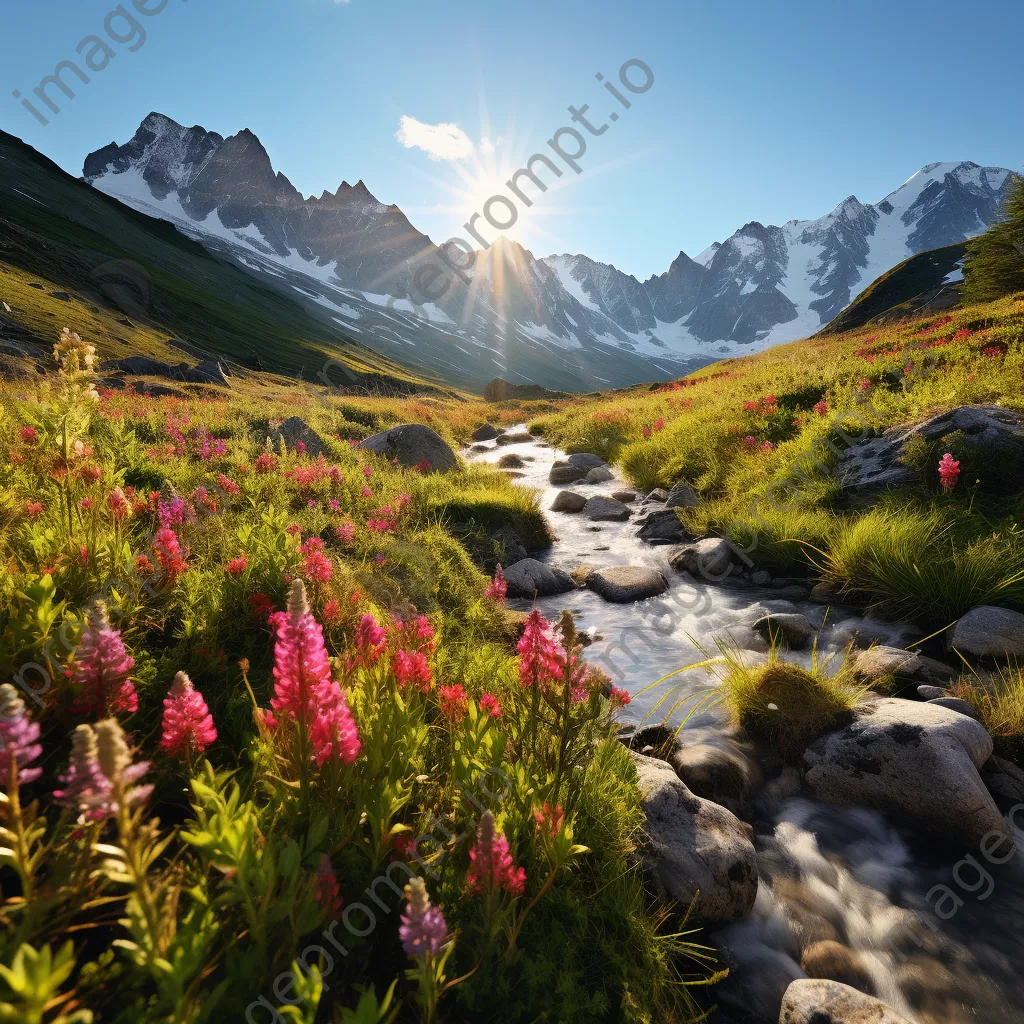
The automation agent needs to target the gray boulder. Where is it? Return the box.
[271,416,328,458]
[803,698,1012,851]
[178,359,229,385]
[665,480,700,508]
[646,488,669,502]
[630,751,757,923]
[809,582,840,604]
[587,566,668,603]
[565,453,606,470]
[503,558,576,598]
[611,489,637,503]
[670,743,763,819]
[471,423,500,441]
[852,646,956,687]
[669,538,733,580]
[750,570,773,586]
[585,466,615,483]
[358,424,457,472]
[112,355,172,376]
[549,463,589,486]
[927,696,982,722]
[495,431,535,446]
[491,526,529,566]
[637,509,690,544]
[779,979,911,1023]
[497,453,526,469]
[752,613,814,650]
[950,605,1024,659]
[916,684,948,699]
[583,496,631,521]
[550,490,587,513]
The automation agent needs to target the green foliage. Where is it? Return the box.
[950,665,1024,765]
[963,175,1024,303]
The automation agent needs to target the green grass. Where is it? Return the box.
[950,665,1024,763]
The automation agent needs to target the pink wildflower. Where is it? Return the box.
[70,601,138,717]
[226,555,249,576]
[609,686,632,709]
[516,610,565,689]
[0,684,42,787]
[479,693,502,718]
[938,453,960,493]
[533,802,564,838]
[335,522,355,544]
[392,649,432,692]
[352,613,387,668]
[25,502,42,517]
[467,811,526,896]
[399,877,449,959]
[813,400,829,417]
[438,683,468,722]
[485,564,508,602]
[313,854,343,916]
[19,426,37,445]
[160,672,217,759]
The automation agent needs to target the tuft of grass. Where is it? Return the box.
[949,664,1024,765]
[718,645,867,759]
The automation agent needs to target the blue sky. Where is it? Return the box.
[4,0,1023,279]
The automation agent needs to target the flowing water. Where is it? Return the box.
[466,430,1024,1024]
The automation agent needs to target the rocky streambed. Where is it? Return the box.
[465,426,1024,1024]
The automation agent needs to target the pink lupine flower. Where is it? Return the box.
[858,379,872,392]
[362,465,373,479]
[335,521,355,544]
[479,693,502,718]
[393,649,432,692]
[300,537,333,583]
[153,527,187,583]
[270,581,360,766]
[485,564,508,602]
[157,494,192,529]
[55,720,151,822]
[160,671,217,759]
[107,487,132,521]
[0,684,42,787]
[399,877,449,959]
[467,811,526,896]
[313,854,343,916]
[352,613,387,668]
[760,441,774,453]
[516,610,565,689]
[533,802,564,838]
[743,435,758,448]
[438,684,468,722]
[938,453,961,492]
[328,498,341,511]
[362,486,372,498]
[609,686,632,709]
[70,601,138,717]
[296,441,307,455]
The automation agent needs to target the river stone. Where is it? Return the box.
[981,755,1024,808]
[503,558,576,598]
[586,566,668,603]
[271,416,328,458]
[611,489,637,503]
[550,490,587,513]
[752,613,814,650]
[670,744,763,819]
[750,570,773,586]
[646,488,669,502]
[585,466,615,483]
[566,452,607,469]
[630,751,758,923]
[497,453,526,469]
[471,423,500,441]
[851,647,954,687]
[669,538,733,580]
[779,979,911,1023]
[583,496,631,521]
[809,582,840,604]
[802,697,1011,851]
[358,424,457,472]
[665,480,700,508]
[927,696,982,722]
[494,431,535,446]
[637,508,691,544]
[950,605,1024,658]
[917,684,948,699]
[799,941,876,995]
[549,463,589,485]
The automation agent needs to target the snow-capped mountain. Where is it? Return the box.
[83,114,1017,390]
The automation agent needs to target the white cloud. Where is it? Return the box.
[395,116,474,161]
[479,135,504,155]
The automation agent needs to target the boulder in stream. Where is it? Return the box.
[585,466,615,483]
[802,697,1012,852]
[949,605,1024,659]
[631,751,758,923]
[471,423,501,441]
[550,490,587,512]
[582,496,631,521]
[502,558,576,598]
[586,566,668,603]
[665,479,700,508]
[550,463,589,486]
[779,979,912,1023]
[637,508,691,544]
[669,537,733,580]
[565,453,607,469]
[752,612,814,650]
[358,424,457,472]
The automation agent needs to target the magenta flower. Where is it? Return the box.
[70,601,138,717]
[485,564,508,602]
[351,612,386,669]
[399,877,450,959]
[393,649,432,692]
[269,581,361,767]
[0,684,42,787]
[938,452,961,492]
[479,693,502,718]
[160,672,217,760]
[438,684,468,722]
[467,811,526,897]
[313,854,344,916]
[516,610,565,690]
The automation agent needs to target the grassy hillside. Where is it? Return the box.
[0,129,443,393]
[530,292,1024,628]
[820,241,967,335]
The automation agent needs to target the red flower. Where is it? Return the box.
[438,683,468,722]
[609,686,632,709]
[479,693,502,718]
[813,400,829,417]
[19,426,37,445]
[393,649,432,692]
[249,592,275,619]
[225,556,249,576]
[533,802,564,838]
[485,564,507,602]
[25,502,42,517]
